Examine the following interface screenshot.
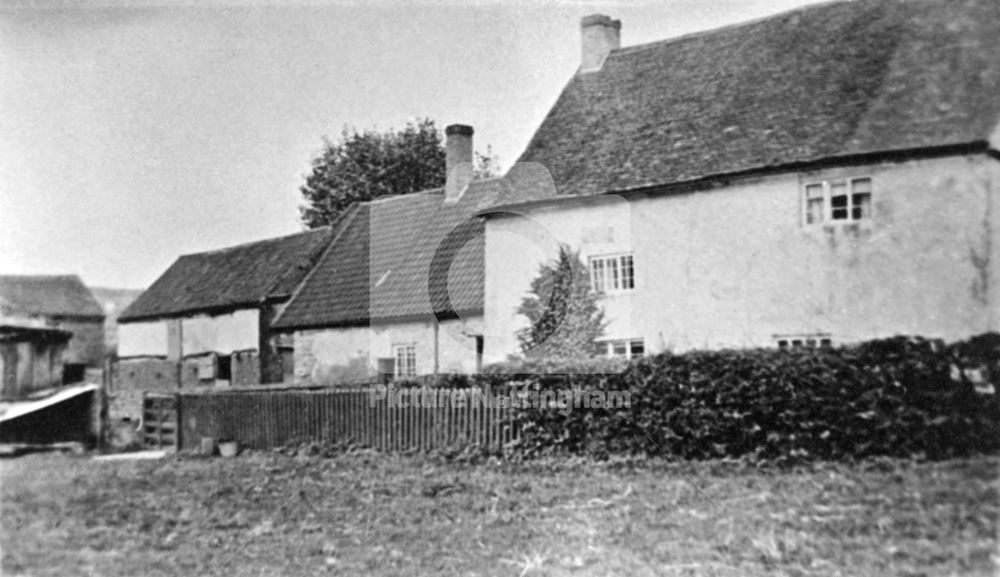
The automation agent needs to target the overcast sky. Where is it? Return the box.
[0,0,822,290]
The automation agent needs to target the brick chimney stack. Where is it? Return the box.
[580,14,621,73]
[445,124,474,202]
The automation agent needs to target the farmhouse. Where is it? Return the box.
[272,125,500,383]
[0,275,106,378]
[481,0,1000,361]
[116,226,335,391]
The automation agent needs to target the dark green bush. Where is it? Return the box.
[465,334,1000,462]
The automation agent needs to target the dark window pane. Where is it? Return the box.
[630,340,644,357]
[778,340,789,349]
[832,208,848,220]
[831,195,848,208]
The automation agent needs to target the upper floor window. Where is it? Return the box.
[803,177,872,225]
[589,253,635,292]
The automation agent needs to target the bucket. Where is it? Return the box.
[218,440,239,458]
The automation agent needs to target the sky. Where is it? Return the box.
[0,0,823,290]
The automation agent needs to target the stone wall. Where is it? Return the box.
[107,357,178,421]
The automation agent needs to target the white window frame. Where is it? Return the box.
[801,177,873,225]
[596,338,645,360]
[393,344,416,378]
[588,253,635,293]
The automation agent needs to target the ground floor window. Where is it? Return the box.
[394,344,417,378]
[595,338,644,359]
[775,334,833,349]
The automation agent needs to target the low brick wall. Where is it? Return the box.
[108,358,179,421]
[109,389,145,423]
[109,353,265,420]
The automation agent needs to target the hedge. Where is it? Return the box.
[458,334,1000,462]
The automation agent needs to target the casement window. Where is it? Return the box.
[803,177,872,225]
[589,253,635,292]
[394,344,416,378]
[775,335,833,349]
[595,338,645,359]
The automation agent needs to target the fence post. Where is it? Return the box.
[174,392,182,451]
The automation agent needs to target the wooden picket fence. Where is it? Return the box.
[176,386,519,452]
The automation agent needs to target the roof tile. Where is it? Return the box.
[0,275,104,319]
[517,0,1000,197]
[119,227,335,321]
[273,180,498,330]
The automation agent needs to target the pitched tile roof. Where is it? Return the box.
[272,180,500,330]
[118,227,336,322]
[517,0,1000,197]
[0,275,104,319]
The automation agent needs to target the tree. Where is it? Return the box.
[473,145,501,180]
[299,119,501,228]
[517,245,606,359]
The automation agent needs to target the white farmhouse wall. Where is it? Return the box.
[118,320,169,357]
[181,309,258,355]
[293,316,483,385]
[485,155,999,361]
[483,195,634,360]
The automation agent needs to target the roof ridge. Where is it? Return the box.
[181,226,332,258]
[0,273,82,280]
[367,190,444,205]
[609,0,851,58]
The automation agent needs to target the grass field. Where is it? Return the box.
[1,450,997,576]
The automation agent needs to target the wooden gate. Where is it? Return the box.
[142,393,178,451]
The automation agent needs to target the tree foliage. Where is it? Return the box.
[474,145,501,180]
[300,119,500,228]
[516,245,606,360]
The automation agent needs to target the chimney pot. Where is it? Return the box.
[580,14,621,73]
[445,124,474,202]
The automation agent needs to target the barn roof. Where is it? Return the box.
[118,227,336,322]
[515,0,1000,198]
[0,275,104,319]
[272,180,500,330]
